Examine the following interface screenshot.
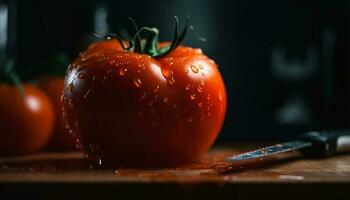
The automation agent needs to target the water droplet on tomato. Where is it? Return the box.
[83,88,91,99]
[97,158,102,166]
[78,72,85,79]
[188,118,193,122]
[154,85,160,93]
[68,99,74,108]
[133,78,142,88]
[140,92,147,100]
[168,76,175,85]
[190,94,196,100]
[190,65,199,73]
[184,68,189,73]
[198,102,203,107]
[208,111,212,116]
[200,80,205,86]
[218,91,223,101]
[185,85,191,90]
[119,67,127,76]
[75,142,82,150]
[207,94,211,100]
[161,68,175,85]
[197,86,203,93]
[67,83,73,92]
[163,97,169,102]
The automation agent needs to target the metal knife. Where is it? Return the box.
[226,130,350,162]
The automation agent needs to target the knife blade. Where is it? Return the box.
[226,130,350,162]
[226,141,311,161]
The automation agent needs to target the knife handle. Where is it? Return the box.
[299,130,350,158]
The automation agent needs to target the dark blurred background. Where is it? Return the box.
[0,0,349,141]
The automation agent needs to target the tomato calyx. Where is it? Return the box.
[105,16,189,58]
[0,60,24,97]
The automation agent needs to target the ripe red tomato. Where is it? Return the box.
[62,24,227,167]
[0,84,54,155]
[39,77,78,150]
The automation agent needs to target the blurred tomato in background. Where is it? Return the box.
[39,77,78,151]
[0,82,54,155]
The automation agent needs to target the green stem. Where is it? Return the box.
[9,70,24,99]
[2,60,24,98]
[106,33,129,50]
[142,27,159,57]
[129,17,143,54]
[105,16,189,58]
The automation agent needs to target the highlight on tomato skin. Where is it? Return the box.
[62,19,227,167]
[0,84,55,156]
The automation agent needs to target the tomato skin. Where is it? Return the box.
[87,39,123,52]
[0,84,54,155]
[63,40,227,167]
[39,78,78,150]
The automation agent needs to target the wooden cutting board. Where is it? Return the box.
[1,143,350,199]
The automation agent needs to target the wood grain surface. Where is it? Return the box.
[1,143,350,199]
[1,143,350,183]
